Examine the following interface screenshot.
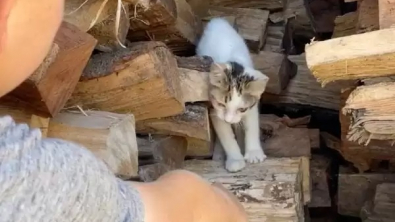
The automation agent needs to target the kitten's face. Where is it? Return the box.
[209,62,269,124]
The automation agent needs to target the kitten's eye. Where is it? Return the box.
[238,108,248,113]
[218,103,226,108]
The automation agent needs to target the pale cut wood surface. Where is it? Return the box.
[184,158,305,222]
[379,0,395,29]
[306,28,395,83]
[48,110,139,179]
[178,68,209,102]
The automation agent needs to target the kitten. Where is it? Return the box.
[196,18,269,172]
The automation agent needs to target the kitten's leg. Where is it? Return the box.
[210,110,246,172]
[243,104,267,163]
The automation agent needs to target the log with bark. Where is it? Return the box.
[184,158,306,222]
[67,41,184,121]
[204,6,270,52]
[305,29,395,84]
[8,22,97,117]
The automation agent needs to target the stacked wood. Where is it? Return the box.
[127,0,202,55]
[184,158,307,222]
[361,183,395,221]
[357,0,379,33]
[7,22,97,117]
[332,12,358,38]
[308,155,331,208]
[379,0,395,29]
[338,167,395,217]
[263,21,294,54]
[203,6,270,52]
[67,41,184,121]
[207,0,286,11]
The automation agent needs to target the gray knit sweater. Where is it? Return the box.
[0,116,144,222]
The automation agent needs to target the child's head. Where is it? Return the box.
[0,0,64,97]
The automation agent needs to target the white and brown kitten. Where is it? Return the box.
[196,18,270,172]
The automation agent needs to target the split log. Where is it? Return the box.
[47,110,139,179]
[252,51,297,94]
[67,41,184,121]
[308,155,331,208]
[338,168,395,217]
[88,2,130,52]
[64,0,117,32]
[204,6,270,52]
[176,56,212,102]
[138,136,187,182]
[332,12,357,38]
[305,29,395,84]
[357,0,379,33]
[263,21,294,54]
[184,158,306,222]
[208,0,285,11]
[342,82,395,145]
[9,22,97,117]
[379,0,395,29]
[261,53,351,110]
[128,0,202,55]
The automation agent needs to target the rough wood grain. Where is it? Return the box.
[68,42,184,121]
[205,6,269,52]
[361,183,395,221]
[88,2,130,52]
[357,0,379,33]
[263,21,294,54]
[9,22,97,117]
[184,158,305,222]
[128,0,202,55]
[332,12,357,38]
[305,29,395,84]
[261,53,348,110]
[379,0,395,29]
[48,110,139,179]
[252,51,297,94]
[136,104,210,141]
[138,136,187,182]
[338,168,395,217]
[208,0,285,11]
[185,136,214,157]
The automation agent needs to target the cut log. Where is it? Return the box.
[252,51,297,94]
[47,110,139,179]
[263,21,294,54]
[261,53,353,110]
[205,6,270,52]
[9,22,97,117]
[342,82,395,145]
[88,2,130,52]
[305,29,395,84]
[64,0,117,32]
[308,155,331,208]
[185,136,214,157]
[379,0,395,29]
[184,158,306,222]
[357,0,379,34]
[176,56,212,102]
[128,0,202,55]
[208,0,284,11]
[67,41,184,121]
[136,104,210,141]
[338,168,395,217]
[332,12,358,38]
[138,136,187,182]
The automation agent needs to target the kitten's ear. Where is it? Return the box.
[245,70,269,98]
[209,63,229,88]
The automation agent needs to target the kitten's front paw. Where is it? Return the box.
[244,147,267,164]
[226,158,246,172]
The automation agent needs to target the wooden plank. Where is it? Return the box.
[184,158,305,222]
[379,0,395,29]
[305,29,395,84]
[128,0,202,55]
[88,2,130,52]
[208,0,284,11]
[338,168,395,217]
[138,136,187,182]
[48,110,139,179]
[136,104,210,141]
[204,6,270,52]
[9,22,97,117]
[357,0,379,33]
[252,51,297,94]
[67,42,184,121]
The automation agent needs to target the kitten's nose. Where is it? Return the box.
[224,113,234,123]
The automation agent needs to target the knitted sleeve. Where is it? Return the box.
[0,116,144,222]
